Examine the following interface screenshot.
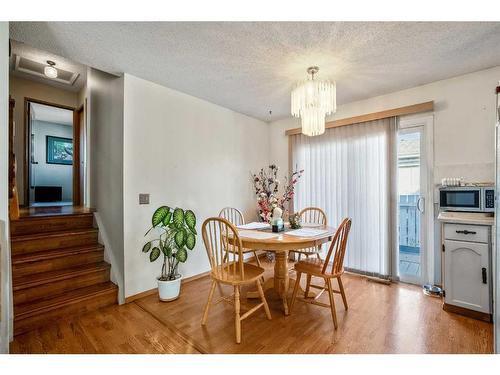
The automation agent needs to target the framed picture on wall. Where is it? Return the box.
[46,136,73,165]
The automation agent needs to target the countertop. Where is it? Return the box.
[437,211,495,226]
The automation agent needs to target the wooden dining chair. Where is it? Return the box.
[201,217,272,343]
[289,218,352,329]
[219,207,262,267]
[291,207,328,261]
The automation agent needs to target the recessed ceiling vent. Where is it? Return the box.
[14,54,80,86]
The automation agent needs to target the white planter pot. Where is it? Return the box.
[157,275,182,302]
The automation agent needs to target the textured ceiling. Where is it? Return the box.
[9,40,87,92]
[31,103,73,125]
[9,22,500,121]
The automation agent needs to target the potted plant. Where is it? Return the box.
[142,205,197,301]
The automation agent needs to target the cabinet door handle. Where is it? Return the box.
[482,267,487,284]
[456,230,477,235]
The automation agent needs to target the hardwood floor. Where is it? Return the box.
[10,260,493,354]
[11,303,201,354]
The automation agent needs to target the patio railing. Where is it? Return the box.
[399,194,420,253]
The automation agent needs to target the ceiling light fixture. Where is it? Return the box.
[44,60,58,79]
[291,66,336,136]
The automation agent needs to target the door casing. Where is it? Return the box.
[23,98,81,207]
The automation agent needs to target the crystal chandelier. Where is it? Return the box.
[291,66,336,136]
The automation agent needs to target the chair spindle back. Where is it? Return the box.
[219,207,245,226]
[202,217,244,281]
[322,218,352,275]
[299,207,327,226]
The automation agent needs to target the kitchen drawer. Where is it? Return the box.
[444,223,489,243]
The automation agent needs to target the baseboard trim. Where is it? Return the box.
[443,303,492,323]
[125,288,157,303]
[365,275,392,285]
[124,270,211,304]
[183,270,211,284]
[343,270,392,285]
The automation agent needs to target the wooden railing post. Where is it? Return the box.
[9,96,20,220]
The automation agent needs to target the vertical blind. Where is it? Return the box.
[291,118,395,277]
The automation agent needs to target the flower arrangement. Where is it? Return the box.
[251,164,304,222]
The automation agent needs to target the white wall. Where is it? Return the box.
[88,68,125,302]
[0,21,12,354]
[122,74,270,298]
[31,120,73,202]
[270,65,500,185]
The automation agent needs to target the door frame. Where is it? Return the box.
[73,105,84,206]
[396,115,434,285]
[23,97,79,207]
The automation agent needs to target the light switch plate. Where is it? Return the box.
[139,193,150,205]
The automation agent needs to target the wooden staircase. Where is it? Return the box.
[10,208,118,335]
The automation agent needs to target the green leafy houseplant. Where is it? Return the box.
[142,206,197,281]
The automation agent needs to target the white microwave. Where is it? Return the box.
[439,186,495,212]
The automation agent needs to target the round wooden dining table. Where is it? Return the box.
[236,225,336,315]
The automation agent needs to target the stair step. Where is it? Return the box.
[10,212,95,237]
[11,228,99,255]
[13,262,111,306]
[12,245,105,276]
[13,261,110,289]
[10,208,118,336]
[14,282,118,336]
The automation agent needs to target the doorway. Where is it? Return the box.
[24,99,83,207]
[396,116,434,285]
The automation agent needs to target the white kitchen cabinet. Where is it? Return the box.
[444,238,490,314]
[438,214,494,321]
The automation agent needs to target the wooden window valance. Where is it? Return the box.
[285,101,434,136]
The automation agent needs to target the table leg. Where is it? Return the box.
[246,251,317,315]
[274,251,290,315]
[246,252,289,293]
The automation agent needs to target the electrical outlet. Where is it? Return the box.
[139,193,150,205]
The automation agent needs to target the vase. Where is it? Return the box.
[289,213,302,229]
[157,274,182,301]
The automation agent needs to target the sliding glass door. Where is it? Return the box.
[397,128,424,284]
[396,117,433,285]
